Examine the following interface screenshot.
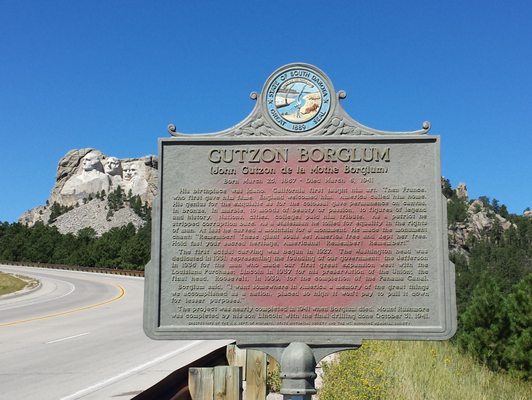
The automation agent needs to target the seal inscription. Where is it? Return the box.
[265,66,331,132]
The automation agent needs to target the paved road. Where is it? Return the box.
[0,265,228,399]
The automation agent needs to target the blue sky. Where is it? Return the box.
[1,1,531,222]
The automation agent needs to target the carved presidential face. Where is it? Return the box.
[104,157,122,176]
[123,162,139,181]
[82,152,103,172]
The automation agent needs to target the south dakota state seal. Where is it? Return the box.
[264,65,332,133]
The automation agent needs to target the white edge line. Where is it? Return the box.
[46,332,91,344]
[59,340,205,400]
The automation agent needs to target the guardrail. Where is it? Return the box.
[0,260,144,277]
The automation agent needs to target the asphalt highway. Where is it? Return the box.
[0,265,229,399]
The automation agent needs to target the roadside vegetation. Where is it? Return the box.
[319,340,531,400]
[0,272,27,296]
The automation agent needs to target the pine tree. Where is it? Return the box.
[502,275,532,379]
[456,275,508,371]
[48,202,73,223]
[48,202,62,223]
[107,186,125,211]
[441,177,454,199]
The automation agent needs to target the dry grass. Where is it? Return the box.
[320,340,531,400]
[0,272,28,296]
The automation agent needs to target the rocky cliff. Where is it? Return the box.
[446,182,523,256]
[19,148,157,235]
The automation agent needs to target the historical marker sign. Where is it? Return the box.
[144,64,456,345]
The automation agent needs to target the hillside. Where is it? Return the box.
[21,198,146,236]
[444,180,529,255]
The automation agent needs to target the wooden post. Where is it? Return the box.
[227,344,248,380]
[214,366,242,400]
[189,367,214,400]
[244,350,267,400]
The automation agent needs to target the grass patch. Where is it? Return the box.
[319,341,532,400]
[0,272,29,295]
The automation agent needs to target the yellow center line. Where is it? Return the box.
[0,284,126,327]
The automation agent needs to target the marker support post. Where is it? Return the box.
[239,342,360,400]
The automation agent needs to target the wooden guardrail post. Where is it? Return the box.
[227,344,248,380]
[226,345,267,400]
[190,366,242,400]
[214,366,242,400]
[189,368,214,400]
[244,350,267,400]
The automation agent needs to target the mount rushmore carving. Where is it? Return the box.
[20,149,157,230]
[53,149,156,207]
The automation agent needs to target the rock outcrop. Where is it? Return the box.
[19,148,157,233]
[455,182,468,201]
[447,189,515,256]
